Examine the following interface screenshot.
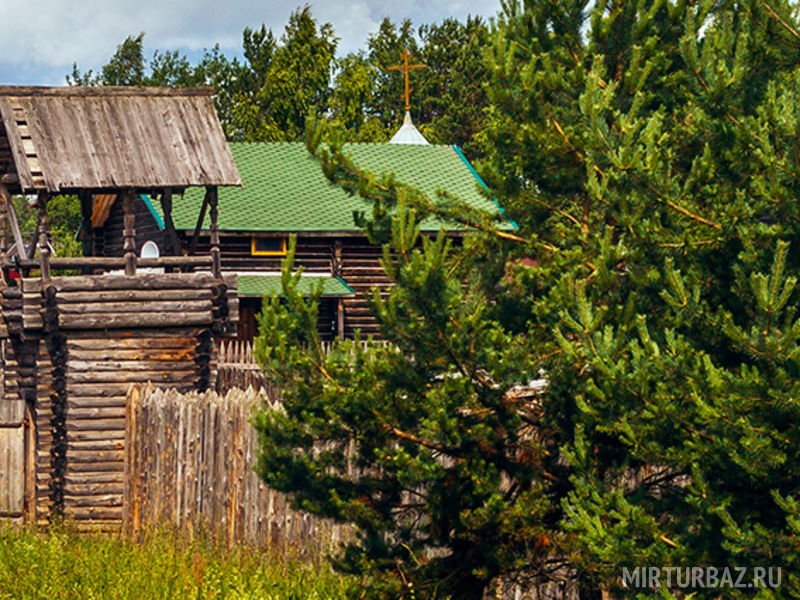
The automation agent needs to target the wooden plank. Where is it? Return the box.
[0,399,24,426]
[0,98,35,190]
[24,404,36,523]
[0,426,24,515]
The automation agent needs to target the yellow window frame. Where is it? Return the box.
[251,236,288,256]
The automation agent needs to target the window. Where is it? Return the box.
[251,236,287,256]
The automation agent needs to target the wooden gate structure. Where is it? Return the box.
[0,86,241,529]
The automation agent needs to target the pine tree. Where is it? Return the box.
[256,0,800,598]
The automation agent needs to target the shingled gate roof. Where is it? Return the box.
[162,142,506,233]
[0,86,241,193]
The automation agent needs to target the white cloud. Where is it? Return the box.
[0,0,501,84]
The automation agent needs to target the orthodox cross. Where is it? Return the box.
[387,48,426,111]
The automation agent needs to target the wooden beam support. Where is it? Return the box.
[0,183,7,285]
[3,187,26,260]
[79,191,93,273]
[24,402,36,524]
[37,191,51,282]
[7,255,213,270]
[331,240,343,277]
[159,188,184,257]
[122,192,136,276]
[208,186,221,278]
[188,188,211,256]
[337,298,345,341]
[79,192,92,257]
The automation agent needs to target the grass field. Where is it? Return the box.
[0,524,357,599]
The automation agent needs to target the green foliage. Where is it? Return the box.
[68,8,493,151]
[11,195,82,259]
[254,1,800,598]
[0,525,355,599]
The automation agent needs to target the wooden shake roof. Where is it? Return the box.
[0,86,241,193]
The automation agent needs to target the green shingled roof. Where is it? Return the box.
[237,275,354,297]
[161,142,505,232]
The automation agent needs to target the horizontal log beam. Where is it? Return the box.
[57,289,213,303]
[67,370,197,384]
[58,300,213,314]
[68,348,195,361]
[23,272,223,293]
[57,311,213,329]
[68,360,198,372]
[9,256,213,270]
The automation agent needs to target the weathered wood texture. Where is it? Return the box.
[215,339,267,392]
[0,425,24,516]
[101,194,165,257]
[186,234,389,338]
[1,270,238,527]
[0,338,22,425]
[215,339,386,395]
[125,385,351,552]
[0,86,241,193]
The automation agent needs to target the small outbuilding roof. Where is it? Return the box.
[0,86,241,193]
[237,274,355,297]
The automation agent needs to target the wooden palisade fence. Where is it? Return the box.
[125,384,350,552]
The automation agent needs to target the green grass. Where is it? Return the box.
[0,524,357,599]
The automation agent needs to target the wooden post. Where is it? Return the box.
[37,192,51,282]
[23,402,36,524]
[79,192,93,273]
[159,188,184,257]
[5,194,26,261]
[0,184,8,284]
[123,192,136,276]
[337,298,345,341]
[208,186,221,278]
[188,190,211,256]
[331,240,343,277]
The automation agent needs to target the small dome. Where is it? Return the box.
[389,111,429,145]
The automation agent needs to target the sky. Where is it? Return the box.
[0,0,502,86]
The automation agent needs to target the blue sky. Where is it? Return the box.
[0,0,502,86]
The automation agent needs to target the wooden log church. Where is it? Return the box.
[95,140,506,341]
[0,86,241,527]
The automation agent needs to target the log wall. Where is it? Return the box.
[101,195,167,257]
[0,271,238,528]
[190,234,389,339]
[95,203,467,340]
